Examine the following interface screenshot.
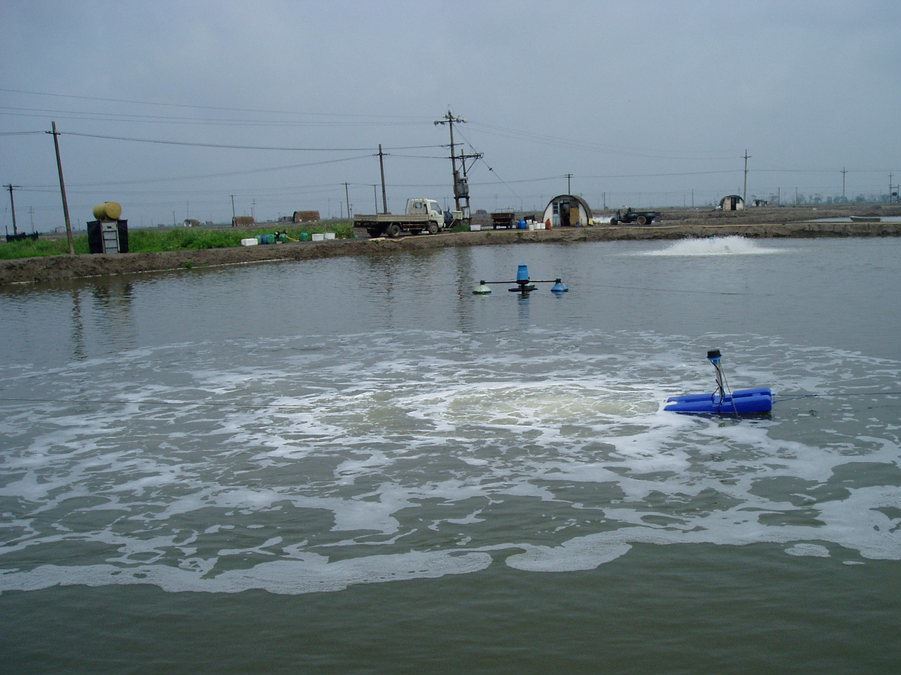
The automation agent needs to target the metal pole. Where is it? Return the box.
[566,173,572,194]
[3,184,19,235]
[378,144,388,214]
[742,149,750,204]
[344,182,351,219]
[230,194,236,223]
[49,121,75,255]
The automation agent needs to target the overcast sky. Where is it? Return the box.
[2,0,900,228]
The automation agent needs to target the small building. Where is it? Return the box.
[232,216,255,227]
[720,194,745,211]
[542,194,593,227]
[183,218,201,228]
[293,210,320,223]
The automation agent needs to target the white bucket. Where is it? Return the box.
[323,232,336,240]
[311,233,325,241]
[470,224,481,231]
[240,238,258,246]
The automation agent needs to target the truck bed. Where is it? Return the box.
[353,214,432,225]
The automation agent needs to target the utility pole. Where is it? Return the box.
[230,194,236,223]
[565,173,573,194]
[48,121,75,255]
[841,167,847,200]
[343,182,351,219]
[372,185,378,212]
[251,199,256,220]
[742,149,751,204]
[890,173,894,204]
[434,109,480,220]
[3,184,20,236]
[435,110,463,210]
[378,144,388,213]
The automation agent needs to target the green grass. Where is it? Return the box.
[0,222,355,260]
[0,235,90,259]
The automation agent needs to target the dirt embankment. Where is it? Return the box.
[3,210,901,286]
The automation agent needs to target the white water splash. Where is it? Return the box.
[640,236,787,256]
[1,330,899,595]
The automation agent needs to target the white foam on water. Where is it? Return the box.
[785,543,831,558]
[1,329,899,594]
[639,236,788,257]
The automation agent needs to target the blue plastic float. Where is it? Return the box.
[664,386,773,415]
[664,349,773,416]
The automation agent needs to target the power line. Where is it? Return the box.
[59,131,443,152]
[0,86,433,121]
[467,120,739,160]
[0,105,432,127]
[15,154,376,188]
[0,130,45,136]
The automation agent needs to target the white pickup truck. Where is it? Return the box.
[354,198,459,238]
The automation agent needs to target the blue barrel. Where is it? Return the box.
[516,264,529,282]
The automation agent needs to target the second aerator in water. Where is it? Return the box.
[473,264,569,295]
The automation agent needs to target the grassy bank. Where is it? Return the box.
[0,223,354,260]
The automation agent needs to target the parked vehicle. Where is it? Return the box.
[609,207,661,226]
[354,198,458,238]
[490,212,517,229]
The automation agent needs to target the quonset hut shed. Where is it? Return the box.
[720,194,745,210]
[542,194,593,227]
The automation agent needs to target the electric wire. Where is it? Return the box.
[0,86,433,121]
[59,130,444,152]
[453,126,522,202]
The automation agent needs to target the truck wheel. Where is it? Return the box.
[636,215,648,225]
[386,223,401,238]
[428,223,439,235]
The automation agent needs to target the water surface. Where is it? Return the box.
[1,237,899,671]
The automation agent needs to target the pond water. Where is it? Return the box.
[1,236,900,671]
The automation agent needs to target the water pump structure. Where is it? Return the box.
[472,264,569,296]
[664,349,773,416]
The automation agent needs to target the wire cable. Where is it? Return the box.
[59,131,444,152]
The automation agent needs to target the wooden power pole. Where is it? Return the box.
[3,184,19,236]
[48,121,75,255]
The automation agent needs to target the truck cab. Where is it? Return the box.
[405,198,444,226]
